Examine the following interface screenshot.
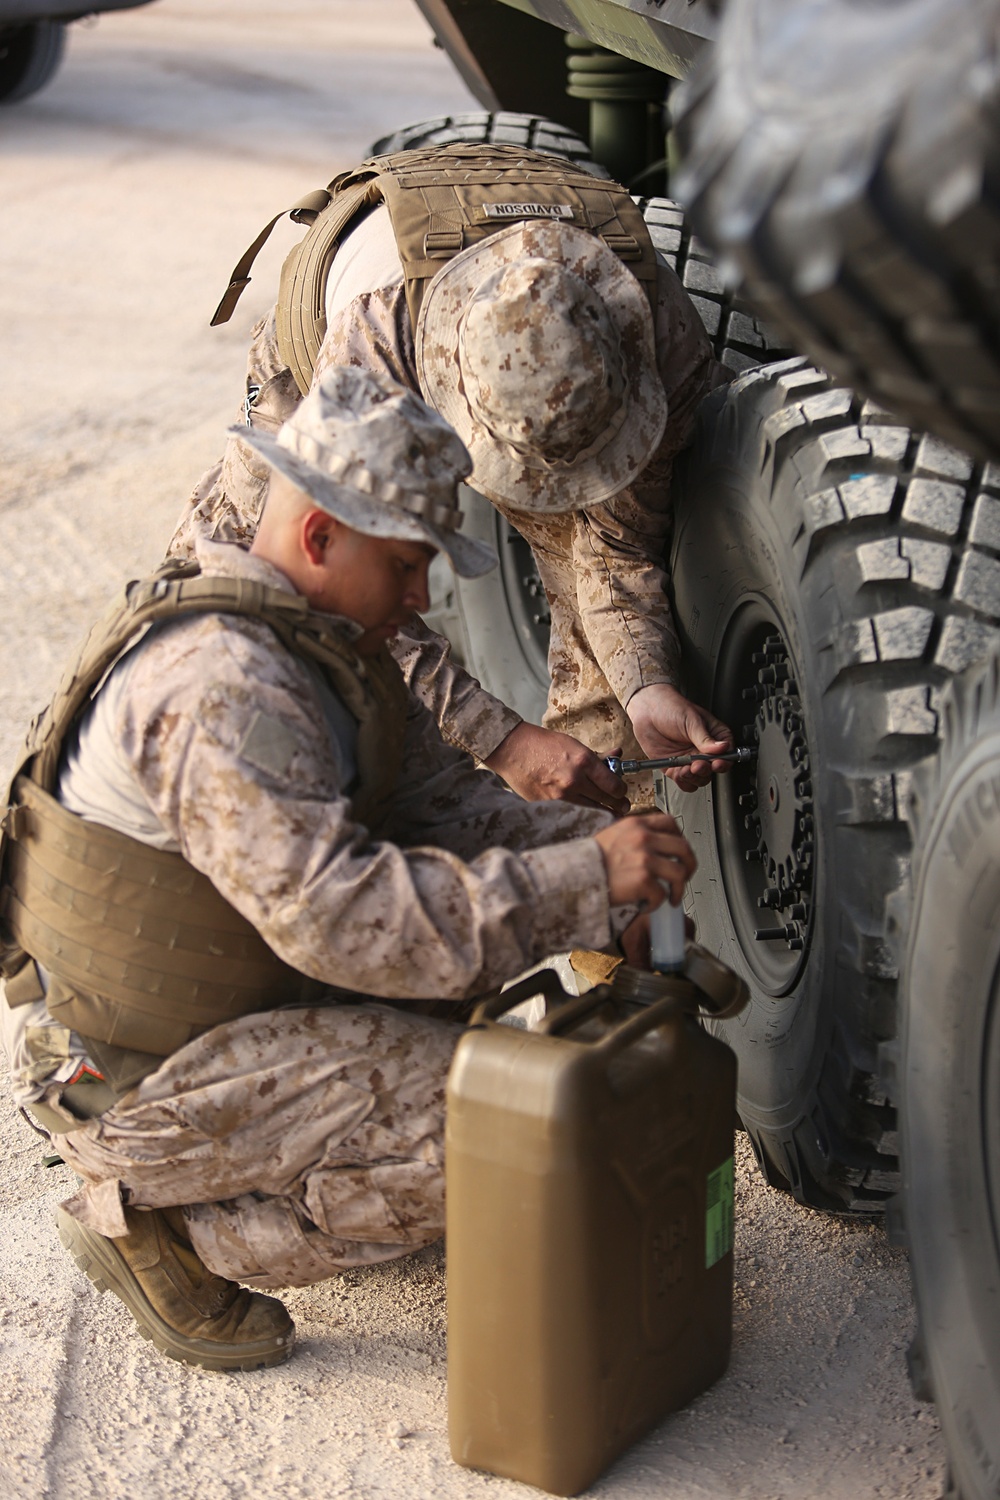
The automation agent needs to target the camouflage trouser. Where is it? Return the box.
[58,1003,462,1291]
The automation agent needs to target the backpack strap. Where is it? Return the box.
[210,185,338,327]
[274,177,386,396]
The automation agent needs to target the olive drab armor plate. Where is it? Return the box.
[212,144,659,398]
[0,561,407,1070]
[446,962,742,1496]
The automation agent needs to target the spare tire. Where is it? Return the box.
[669,355,1000,1211]
[673,0,1000,462]
[0,21,65,104]
[636,196,793,373]
[369,110,601,170]
[891,649,1000,1500]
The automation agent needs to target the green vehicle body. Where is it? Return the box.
[413,0,714,185]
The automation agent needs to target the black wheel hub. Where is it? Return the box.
[713,608,815,991]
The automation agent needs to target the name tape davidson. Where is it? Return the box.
[483,203,575,220]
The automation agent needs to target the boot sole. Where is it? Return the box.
[56,1206,295,1372]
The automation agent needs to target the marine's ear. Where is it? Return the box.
[300,508,342,565]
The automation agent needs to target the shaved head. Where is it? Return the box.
[248,468,435,654]
[259,471,314,527]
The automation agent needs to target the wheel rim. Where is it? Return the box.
[497,517,550,686]
[712,599,815,993]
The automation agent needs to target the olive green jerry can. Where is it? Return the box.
[446,953,748,1495]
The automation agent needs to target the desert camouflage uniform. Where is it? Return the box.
[171,233,728,762]
[22,540,618,1285]
[58,1004,461,1289]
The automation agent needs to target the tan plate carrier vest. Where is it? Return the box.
[211,143,659,399]
[0,562,408,1088]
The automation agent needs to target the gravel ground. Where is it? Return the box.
[0,5,948,1497]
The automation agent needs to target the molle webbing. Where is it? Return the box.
[16,567,406,831]
[23,570,311,794]
[0,562,407,1061]
[377,144,658,328]
[213,143,658,398]
[2,775,317,1058]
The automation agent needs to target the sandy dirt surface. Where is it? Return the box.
[0,5,948,1497]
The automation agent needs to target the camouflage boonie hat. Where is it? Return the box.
[415,220,667,514]
[236,367,497,578]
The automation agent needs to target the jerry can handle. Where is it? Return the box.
[594,982,694,1059]
[468,967,576,1026]
[535,987,616,1037]
[683,944,749,1020]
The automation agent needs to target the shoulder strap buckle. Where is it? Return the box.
[1,804,29,841]
[601,232,642,261]
[210,187,334,328]
[424,229,464,258]
[289,188,333,226]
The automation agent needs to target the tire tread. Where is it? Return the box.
[673,0,1000,459]
[675,357,1000,1211]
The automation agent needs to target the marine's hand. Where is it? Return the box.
[484,722,630,813]
[627,683,733,792]
[594,812,696,908]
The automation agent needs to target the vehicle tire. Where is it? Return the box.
[668,355,1000,1212]
[891,649,1000,1500]
[422,487,550,727]
[369,110,602,171]
[636,196,794,373]
[0,21,66,104]
[672,0,1000,462]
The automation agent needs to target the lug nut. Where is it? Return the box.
[753,923,797,942]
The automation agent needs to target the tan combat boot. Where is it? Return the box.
[56,1203,294,1371]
